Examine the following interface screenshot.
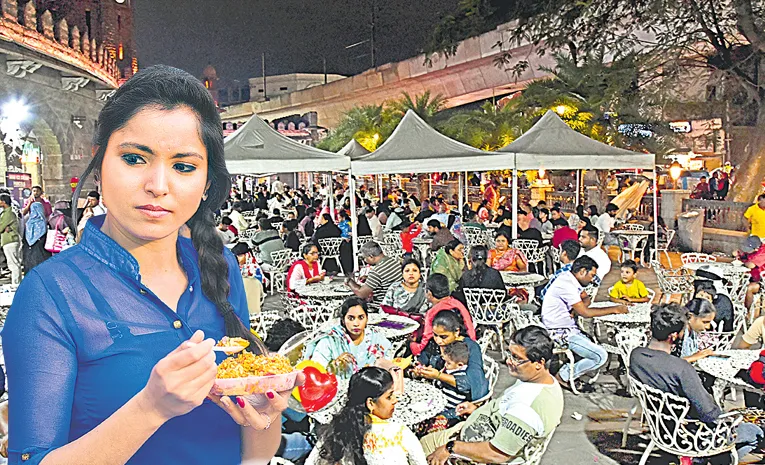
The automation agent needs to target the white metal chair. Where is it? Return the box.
[618,233,649,264]
[680,252,717,266]
[357,235,373,247]
[381,233,404,261]
[651,229,676,266]
[317,237,344,271]
[508,309,580,395]
[250,309,282,341]
[698,325,741,353]
[550,246,562,271]
[463,226,487,248]
[651,260,694,304]
[463,288,514,359]
[513,239,549,276]
[615,328,649,447]
[471,355,500,406]
[447,428,556,465]
[240,228,257,240]
[725,270,751,305]
[629,375,742,465]
[477,331,495,355]
[263,249,295,294]
[287,300,337,333]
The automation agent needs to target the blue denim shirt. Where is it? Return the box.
[2,215,249,465]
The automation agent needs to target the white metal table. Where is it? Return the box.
[696,349,763,406]
[683,261,752,303]
[591,302,652,354]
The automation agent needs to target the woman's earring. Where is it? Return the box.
[202,192,208,202]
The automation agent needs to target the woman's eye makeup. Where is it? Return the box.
[121,153,145,165]
[173,162,197,173]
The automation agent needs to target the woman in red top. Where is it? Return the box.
[286,243,325,293]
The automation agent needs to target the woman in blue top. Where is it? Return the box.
[1,65,300,465]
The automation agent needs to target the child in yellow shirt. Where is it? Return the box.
[609,260,650,303]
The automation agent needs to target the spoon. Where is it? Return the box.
[212,345,247,354]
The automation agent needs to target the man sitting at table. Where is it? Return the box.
[428,219,456,252]
[579,225,611,283]
[631,303,765,460]
[541,256,627,390]
[420,326,564,465]
[346,241,402,312]
[538,240,581,302]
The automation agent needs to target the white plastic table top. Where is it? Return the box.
[591,301,652,324]
[308,378,447,426]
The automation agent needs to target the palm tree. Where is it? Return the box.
[317,104,400,152]
[438,99,527,150]
[390,91,446,124]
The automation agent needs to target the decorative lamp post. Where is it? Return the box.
[669,161,682,189]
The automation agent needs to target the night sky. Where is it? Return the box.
[133,0,460,84]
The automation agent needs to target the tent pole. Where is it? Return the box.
[458,172,464,215]
[429,176,432,198]
[294,172,298,189]
[378,175,383,200]
[328,173,335,219]
[465,171,469,207]
[512,168,519,239]
[350,172,359,272]
[653,168,659,265]
[576,170,581,207]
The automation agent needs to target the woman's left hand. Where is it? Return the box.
[209,372,305,430]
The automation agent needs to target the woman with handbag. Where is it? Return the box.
[22,201,51,273]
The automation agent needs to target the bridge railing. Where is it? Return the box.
[682,199,750,232]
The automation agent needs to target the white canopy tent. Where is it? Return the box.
[224,114,350,174]
[499,110,657,245]
[224,114,351,216]
[338,139,371,159]
[348,110,513,269]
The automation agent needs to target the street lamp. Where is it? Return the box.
[669,161,682,189]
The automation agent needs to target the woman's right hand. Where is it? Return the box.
[136,330,217,423]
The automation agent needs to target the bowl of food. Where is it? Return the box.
[212,351,299,407]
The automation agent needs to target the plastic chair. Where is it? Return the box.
[463,288,514,359]
[615,328,649,447]
[628,375,742,465]
[513,239,549,276]
[680,252,717,266]
[317,237,344,271]
[263,249,295,294]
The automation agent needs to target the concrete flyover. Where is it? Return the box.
[0,0,120,199]
[221,23,555,128]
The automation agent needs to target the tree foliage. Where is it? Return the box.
[424,0,765,124]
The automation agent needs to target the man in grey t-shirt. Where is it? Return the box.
[346,241,402,312]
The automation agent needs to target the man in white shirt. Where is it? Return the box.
[595,203,619,246]
[86,191,107,216]
[579,225,611,283]
[366,207,383,241]
[541,256,626,389]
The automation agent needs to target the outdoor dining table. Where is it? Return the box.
[591,301,652,354]
[682,261,752,303]
[696,349,763,406]
[317,313,420,356]
[307,378,448,426]
[500,271,546,305]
